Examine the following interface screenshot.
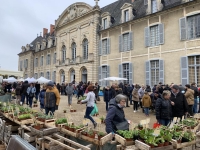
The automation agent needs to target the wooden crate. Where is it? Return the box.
[171,139,196,149]
[30,126,57,136]
[24,132,36,143]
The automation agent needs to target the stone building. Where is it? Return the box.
[98,0,200,87]
[18,0,200,86]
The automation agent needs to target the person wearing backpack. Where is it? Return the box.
[27,83,36,108]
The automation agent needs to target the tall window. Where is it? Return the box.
[41,56,44,66]
[35,58,38,67]
[150,60,159,86]
[123,63,129,84]
[103,18,107,29]
[151,0,157,13]
[150,25,159,46]
[47,54,51,65]
[34,73,38,79]
[25,59,28,69]
[72,43,76,61]
[24,74,28,79]
[46,72,50,80]
[20,61,23,70]
[62,46,66,64]
[188,56,200,86]
[40,72,44,77]
[54,53,57,64]
[102,39,108,55]
[187,14,200,40]
[124,10,129,22]
[123,33,129,51]
[83,39,88,60]
[102,66,108,86]
[52,71,56,82]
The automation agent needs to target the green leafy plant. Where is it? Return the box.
[18,114,31,120]
[155,137,165,144]
[98,132,106,136]
[145,136,158,146]
[55,118,67,125]
[100,116,105,121]
[173,131,182,140]
[182,132,195,142]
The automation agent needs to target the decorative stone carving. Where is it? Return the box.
[62,4,90,24]
[26,44,30,51]
[21,46,26,52]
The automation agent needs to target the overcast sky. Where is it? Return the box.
[0,0,117,71]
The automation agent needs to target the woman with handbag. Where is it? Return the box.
[27,83,36,108]
[105,94,129,133]
[80,85,97,128]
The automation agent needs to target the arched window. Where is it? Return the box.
[71,43,76,61]
[83,39,88,60]
[62,45,66,64]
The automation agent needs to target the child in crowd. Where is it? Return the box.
[142,91,151,116]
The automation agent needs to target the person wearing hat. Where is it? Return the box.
[171,85,188,119]
[45,81,60,115]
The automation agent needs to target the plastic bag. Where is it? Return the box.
[90,104,98,116]
[153,122,160,129]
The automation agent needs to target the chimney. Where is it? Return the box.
[50,24,55,35]
[43,28,48,37]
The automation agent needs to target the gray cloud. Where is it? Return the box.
[0,0,117,70]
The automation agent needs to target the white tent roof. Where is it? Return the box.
[37,77,50,84]
[0,69,23,77]
[3,77,17,83]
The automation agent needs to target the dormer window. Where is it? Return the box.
[124,10,129,22]
[103,18,107,29]
[151,0,157,13]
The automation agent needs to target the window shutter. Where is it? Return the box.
[179,17,187,40]
[129,63,133,85]
[119,35,123,52]
[99,40,102,55]
[145,61,151,86]
[49,54,51,65]
[144,0,148,5]
[106,66,110,86]
[159,60,164,84]
[181,57,188,86]
[119,64,122,78]
[107,38,110,54]
[144,27,150,47]
[46,55,48,65]
[159,24,164,45]
[52,72,54,81]
[129,32,133,50]
[34,58,36,67]
[98,66,102,86]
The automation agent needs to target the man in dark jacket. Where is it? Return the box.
[105,94,128,133]
[20,81,29,105]
[170,85,188,119]
[191,82,199,114]
[123,84,130,107]
[35,83,40,101]
[104,86,113,111]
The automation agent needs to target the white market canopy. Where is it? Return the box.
[25,77,37,83]
[99,77,128,81]
[37,77,50,84]
[3,77,17,83]
[0,68,23,77]
[18,78,25,82]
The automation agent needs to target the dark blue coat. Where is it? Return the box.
[104,89,113,102]
[39,89,46,105]
[105,99,128,133]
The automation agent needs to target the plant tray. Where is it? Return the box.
[30,126,57,136]
[60,127,84,138]
[24,132,36,143]
[135,140,173,150]
[171,139,196,149]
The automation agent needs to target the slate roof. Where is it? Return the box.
[100,0,191,30]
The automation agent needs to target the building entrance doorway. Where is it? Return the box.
[82,68,87,83]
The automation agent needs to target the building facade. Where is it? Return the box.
[18,0,200,87]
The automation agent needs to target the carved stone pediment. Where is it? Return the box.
[101,12,111,18]
[55,2,93,27]
[120,3,133,10]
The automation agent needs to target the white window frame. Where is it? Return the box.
[122,63,129,84]
[151,0,157,13]
[83,39,88,60]
[124,9,129,22]
[72,43,76,61]
[103,18,107,29]
[102,39,108,55]
[54,53,57,64]
[150,60,160,87]
[62,46,66,64]
[123,33,129,51]
[150,25,159,47]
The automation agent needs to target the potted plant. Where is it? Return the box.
[173,131,182,143]
[181,131,195,143]
[55,118,67,127]
[98,132,106,140]
[155,137,165,147]
[81,128,88,136]
[138,124,143,130]
[163,133,172,146]
[117,130,124,137]
[133,130,139,140]
[87,130,94,138]
[100,116,105,124]
[123,131,133,141]
[145,136,157,148]
[18,114,31,121]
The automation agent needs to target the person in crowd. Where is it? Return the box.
[152,85,157,93]
[132,85,139,112]
[119,82,124,91]
[56,83,61,94]
[150,91,161,112]
[39,85,46,111]
[164,84,171,91]
[123,84,130,107]
[116,87,123,96]
[156,90,173,126]
[171,85,188,119]
[65,83,74,107]
[129,84,134,105]
[142,91,151,116]
[94,83,100,101]
[12,82,17,89]
[138,85,145,109]
[61,83,65,95]
[77,82,84,98]
[184,84,194,116]
[105,94,129,133]
[5,83,12,93]
[45,81,60,115]
[190,82,199,114]
[21,80,29,105]
[35,82,40,101]
[27,83,36,108]
[80,85,97,128]
[104,86,113,111]
[179,84,185,94]
[110,84,116,99]
[145,85,151,92]
[15,83,22,104]
[158,83,164,94]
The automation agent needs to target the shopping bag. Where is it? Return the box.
[90,104,98,116]
[153,122,160,129]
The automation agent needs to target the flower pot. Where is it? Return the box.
[125,138,133,141]
[133,135,139,141]
[65,125,69,130]
[34,125,41,130]
[157,143,164,147]
[138,127,143,130]
[98,135,104,140]
[149,144,155,148]
[81,132,87,136]
[87,134,94,138]
[164,141,169,146]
